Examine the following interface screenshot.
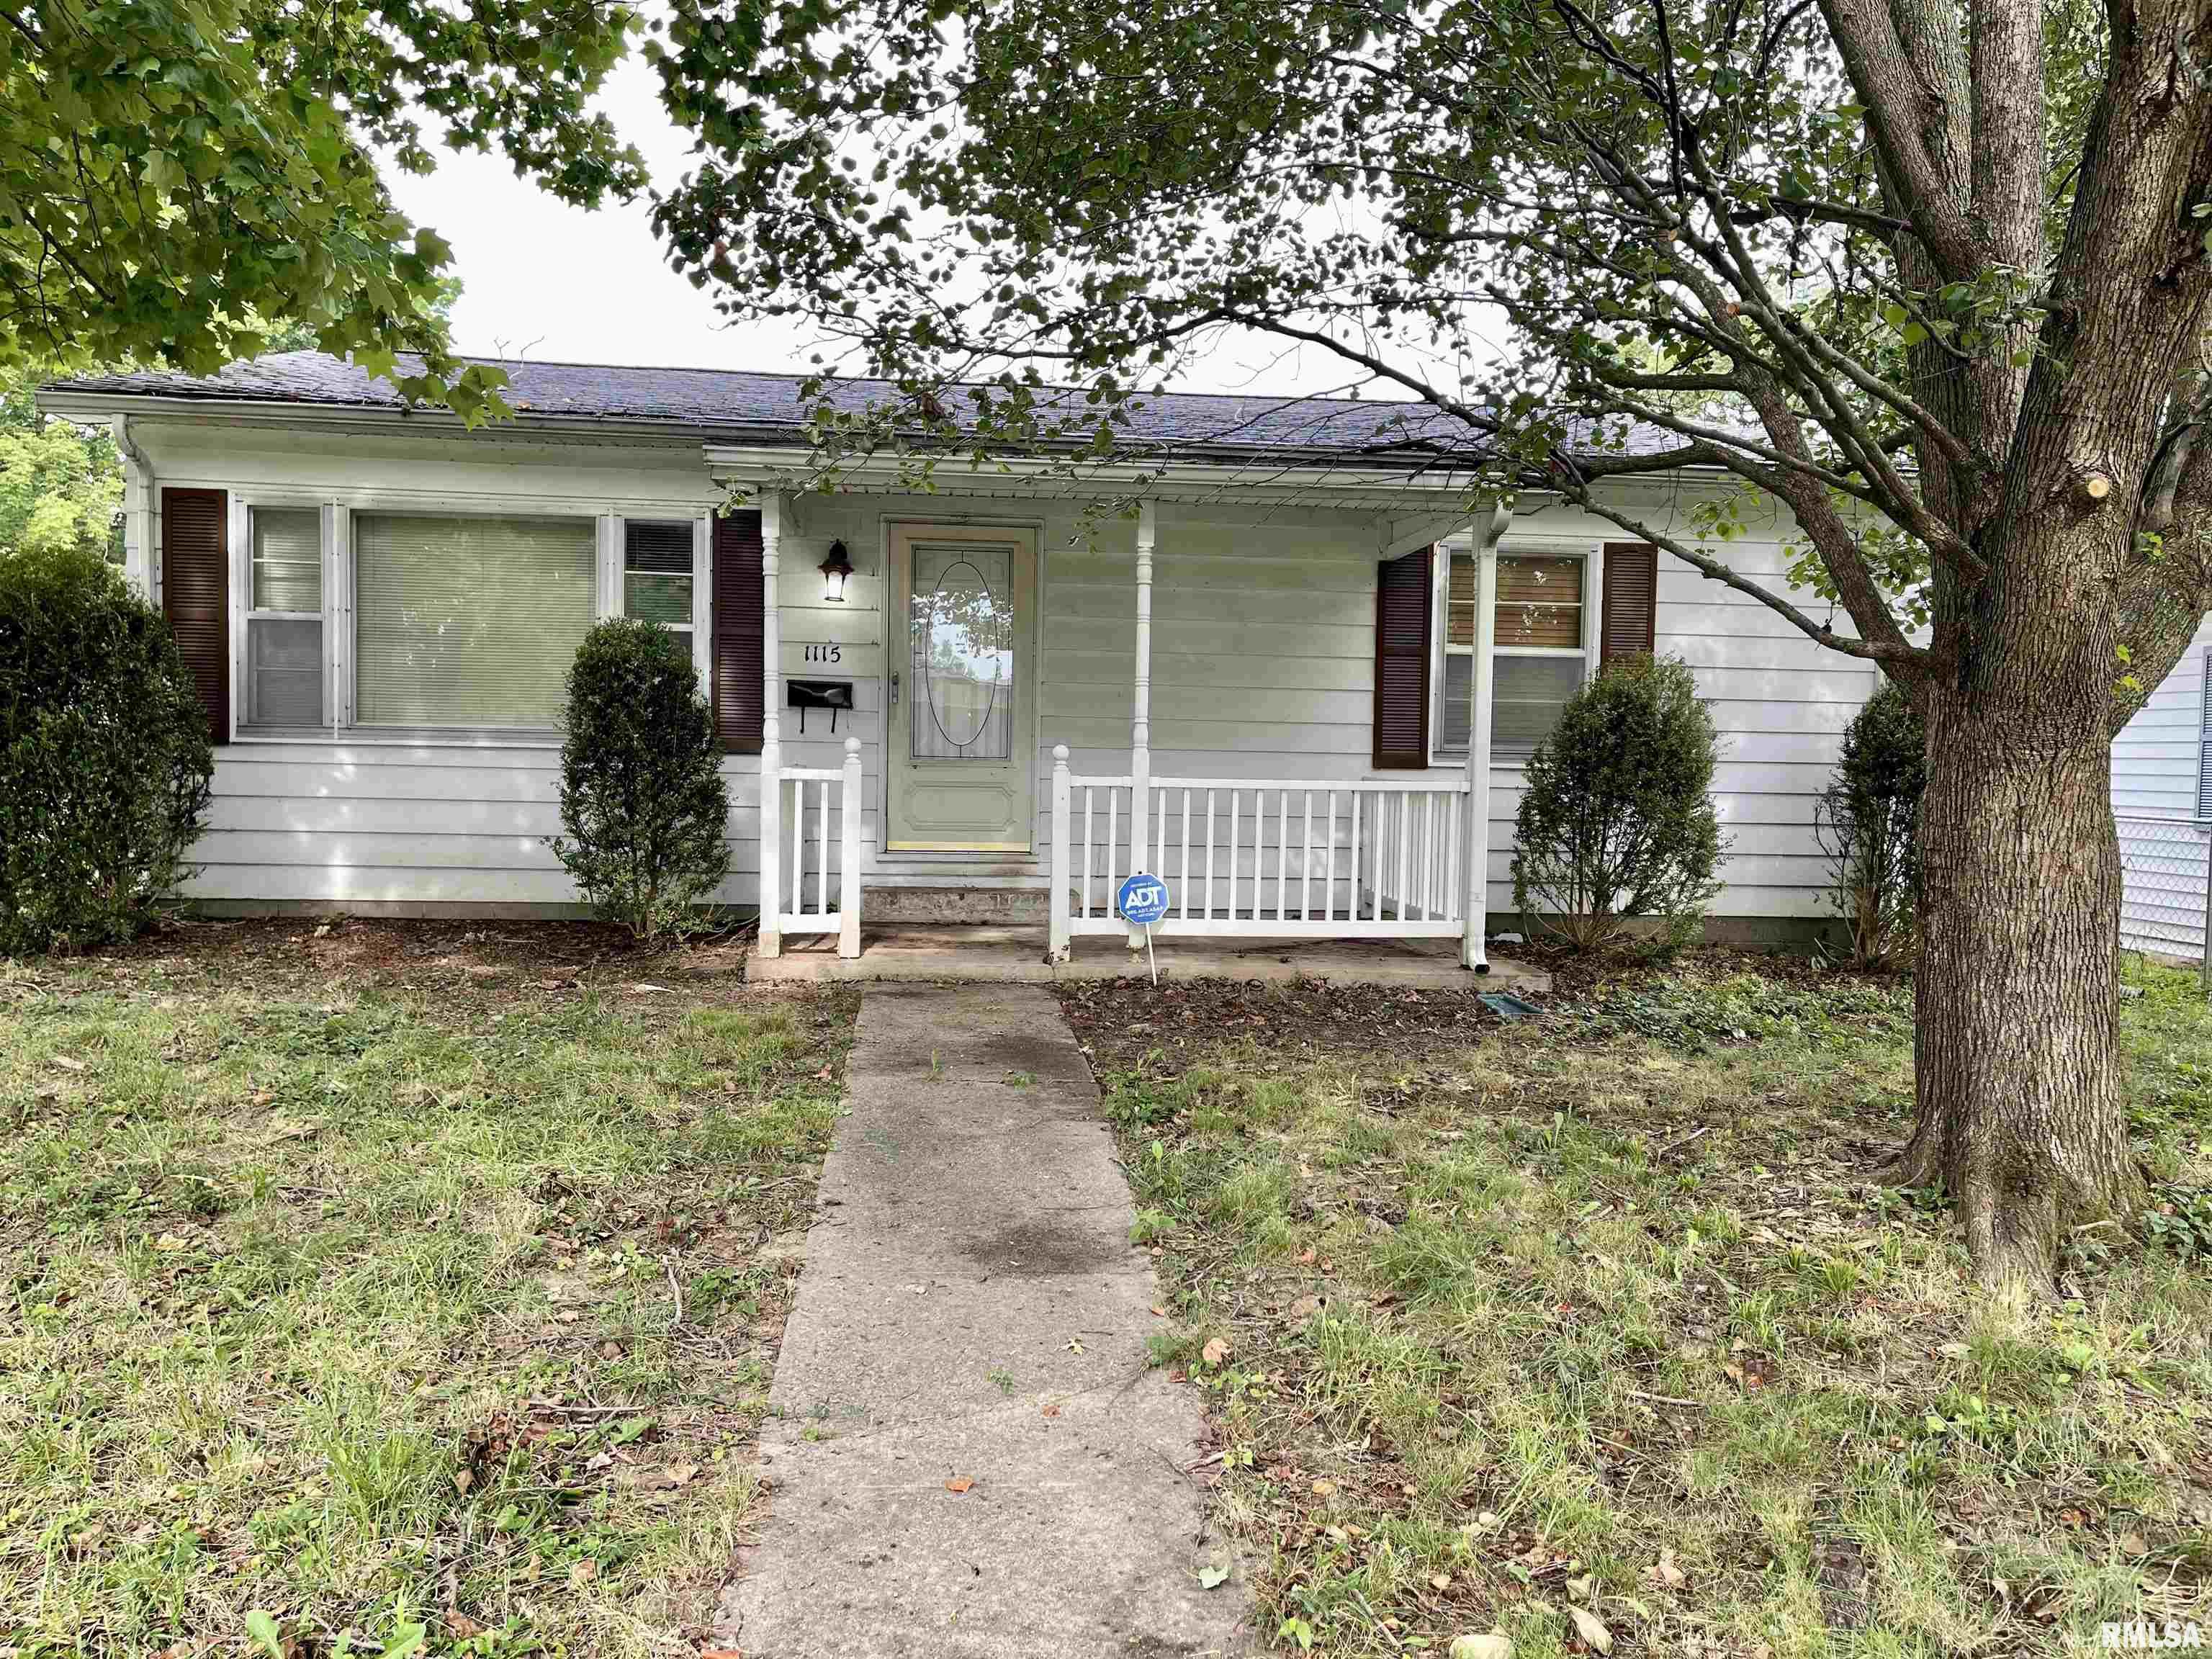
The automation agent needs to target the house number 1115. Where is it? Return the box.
[801,643,842,664]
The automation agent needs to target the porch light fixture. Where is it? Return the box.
[818,539,855,603]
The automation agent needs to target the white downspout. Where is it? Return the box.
[1128,501,1155,950]
[1464,498,1510,972]
[112,415,153,602]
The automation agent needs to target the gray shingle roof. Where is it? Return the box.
[46,351,1671,467]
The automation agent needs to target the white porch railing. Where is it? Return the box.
[761,736,863,958]
[1048,745,1483,964]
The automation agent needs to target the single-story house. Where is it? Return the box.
[36,352,1884,966]
[2112,615,2212,961]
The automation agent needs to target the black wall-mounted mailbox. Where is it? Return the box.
[788,679,853,734]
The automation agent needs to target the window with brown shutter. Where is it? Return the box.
[1372,546,1432,769]
[161,487,229,742]
[711,511,765,755]
[1600,541,1658,667]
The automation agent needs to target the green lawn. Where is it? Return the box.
[1,920,856,1658]
[1074,956,2212,1658]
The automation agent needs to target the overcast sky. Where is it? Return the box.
[379,54,1398,399]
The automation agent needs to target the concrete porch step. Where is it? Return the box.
[860,884,1051,925]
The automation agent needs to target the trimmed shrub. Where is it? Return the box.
[548,619,730,939]
[0,548,215,953]
[1815,678,1925,968]
[1510,654,1725,954]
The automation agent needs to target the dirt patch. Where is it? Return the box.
[959,1218,1129,1278]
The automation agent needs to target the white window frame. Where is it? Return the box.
[223,495,711,747]
[615,513,714,688]
[233,495,336,739]
[1432,535,1605,763]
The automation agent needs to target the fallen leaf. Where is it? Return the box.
[50,1055,86,1073]
[1647,1548,1686,1589]
[1040,1402,1061,1418]
[1202,1336,1231,1367]
[1568,1604,1613,1654]
[1312,1479,1336,1497]
[1430,1571,1454,1590]
[627,983,670,994]
[1287,1295,1324,1322]
[452,1468,474,1494]
[569,1558,598,1587]
[153,1233,189,1252]
[444,1611,484,1640]
[665,1462,702,1488]
[1064,1336,1086,1354]
[1198,1563,1231,1590]
[1565,1574,1593,1599]
[945,1476,976,1493]
[1449,1636,1514,1659]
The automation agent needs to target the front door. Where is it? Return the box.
[886,523,1038,852]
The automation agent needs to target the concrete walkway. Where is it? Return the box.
[714,985,1250,1658]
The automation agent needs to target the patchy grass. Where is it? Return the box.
[1,919,856,1658]
[1068,955,2212,1657]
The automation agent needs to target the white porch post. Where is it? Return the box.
[1128,501,1155,949]
[838,735,863,958]
[757,493,784,958]
[1464,502,1507,971]
[1049,745,1073,963]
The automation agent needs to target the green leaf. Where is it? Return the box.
[244,1611,284,1658]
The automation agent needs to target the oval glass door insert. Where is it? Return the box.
[912,547,1014,759]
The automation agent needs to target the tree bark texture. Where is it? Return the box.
[1902,695,2142,1287]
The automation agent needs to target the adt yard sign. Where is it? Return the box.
[1117,873,1170,927]
[1117,873,1172,985]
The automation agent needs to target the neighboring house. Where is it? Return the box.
[37,352,1883,961]
[2111,615,2212,960]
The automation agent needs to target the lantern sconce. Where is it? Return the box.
[818,539,855,603]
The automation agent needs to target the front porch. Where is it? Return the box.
[749,922,1550,989]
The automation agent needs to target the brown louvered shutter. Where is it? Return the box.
[1600,541,1658,667]
[162,488,229,742]
[1372,546,1431,769]
[711,511,765,755]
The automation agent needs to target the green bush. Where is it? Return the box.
[0,548,214,953]
[547,619,730,939]
[1510,654,1724,954]
[1815,678,1925,968]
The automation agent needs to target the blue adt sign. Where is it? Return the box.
[1117,873,1171,927]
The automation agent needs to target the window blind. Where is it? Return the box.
[246,507,324,729]
[354,513,594,728]
[624,520,695,626]
[251,508,322,612]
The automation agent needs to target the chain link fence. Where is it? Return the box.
[2116,814,2212,984]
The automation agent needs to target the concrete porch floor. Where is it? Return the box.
[749,923,1550,990]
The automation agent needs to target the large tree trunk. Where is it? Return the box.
[1898,675,2146,1291]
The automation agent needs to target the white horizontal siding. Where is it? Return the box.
[143,422,1886,922]
[2111,616,2210,820]
[184,742,770,907]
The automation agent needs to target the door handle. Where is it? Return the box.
[890,671,901,710]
